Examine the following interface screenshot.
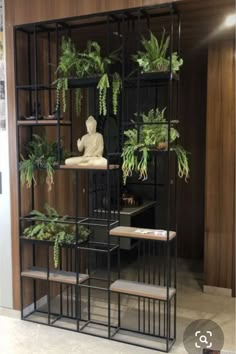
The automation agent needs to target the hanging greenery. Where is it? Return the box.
[133,30,183,74]
[19,134,64,191]
[54,37,122,116]
[121,108,190,184]
[23,204,91,268]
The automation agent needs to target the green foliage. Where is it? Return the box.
[19,134,62,191]
[23,204,91,268]
[112,72,122,115]
[121,108,189,184]
[54,37,121,116]
[133,30,183,74]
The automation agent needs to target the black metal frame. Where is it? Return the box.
[14,2,180,352]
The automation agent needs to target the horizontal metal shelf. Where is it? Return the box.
[21,266,89,285]
[16,84,56,90]
[110,279,176,301]
[78,241,119,253]
[20,215,119,227]
[19,236,86,247]
[125,71,179,86]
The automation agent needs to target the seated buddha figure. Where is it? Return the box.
[65,115,107,167]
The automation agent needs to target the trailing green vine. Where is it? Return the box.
[23,204,91,268]
[55,37,121,116]
[121,108,190,184]
[112,72,122,115]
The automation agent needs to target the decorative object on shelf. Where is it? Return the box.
[44,104,62,120]
[25,102,43,120]
[19,134,62,190]
[54,37,122,116]
[133,30,183,74]
[120,189,140,207]
[65,115,108,167]
[23,204,91,268]
[121,107,189,184]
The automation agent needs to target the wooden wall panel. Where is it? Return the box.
[12,0,178,25]
[204,39,235,289]
[177,46,207,259]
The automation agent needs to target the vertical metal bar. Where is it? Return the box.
[66,247,69,316]
[136,10,141,143]
[47,244,50,325]
[33,244,36,310]
[148,240,151,334]
[75,171,80,330]
[33,25,38,123]
[166,6,174,351]
[47,31,52,115]
[60,246,63,316]
[56,23,61,163]
[143,240,145,333]
[28,33,32,114]
[138,240,141,332]
[118,239,121,327]
[107,167,111,338]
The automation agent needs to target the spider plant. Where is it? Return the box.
[23,204,91,268]
[122,108,189,184]
[54,37,122,116]
[133,30,183,74]
[20,134,63,191]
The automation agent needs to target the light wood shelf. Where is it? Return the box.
[60,164,119,170]
[17,120,71,126]
[21,267,89,285]
[109,226,176,241]
[110,279,176,301]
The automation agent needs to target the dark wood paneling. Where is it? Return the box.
[204,39,235,289]
[177,46,207,259]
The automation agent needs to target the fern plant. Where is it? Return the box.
[133,30,183,74]
[122,108,189,184]
[20,134,62,191]
[54,37,122,116]
[23,204,91,268]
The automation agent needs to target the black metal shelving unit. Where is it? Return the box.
[14,3,180,352]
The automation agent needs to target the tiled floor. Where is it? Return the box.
[0,259,235,354]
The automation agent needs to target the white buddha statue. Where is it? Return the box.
[65,115,107,167]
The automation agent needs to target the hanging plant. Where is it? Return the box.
[133,30,183,74]
[54,37,122,116]
[23,204,91,268]
[121,108,189,184]
[19,134,65,191]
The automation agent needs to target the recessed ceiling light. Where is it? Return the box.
[225,14,236,27]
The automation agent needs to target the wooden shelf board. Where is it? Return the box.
[110,279,176,301]
[21,267,89,285]
[21,267,47,280]
[109,226,176,241]
[60,164,119,170]
[17,120,71,126]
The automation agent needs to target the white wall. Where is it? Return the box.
[0,0,13,309]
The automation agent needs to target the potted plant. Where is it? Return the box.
[121,108,189,184]
[55,37,122,116]
[19,134,64,191]
[132,29,183,74]
[23,204,91,268]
